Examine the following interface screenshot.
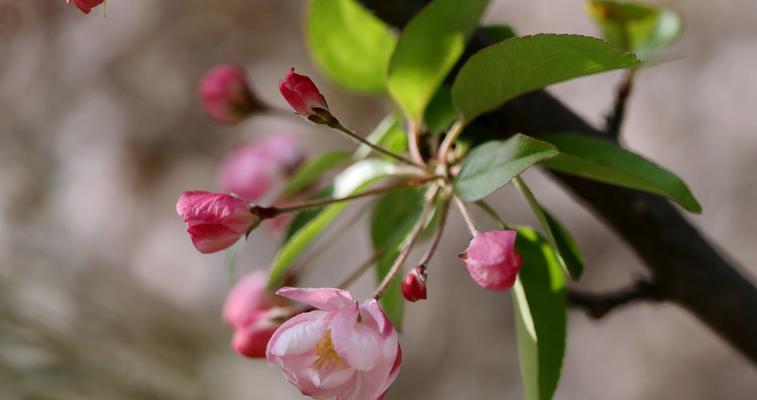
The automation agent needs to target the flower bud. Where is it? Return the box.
[402,265,428,302]
[279,68,333,124]
[67,0,104,14]
[224,271,291,358]
[199,64,263,124]
[459,230,522,291]
[219,134,304,201]
[176,191,260,253]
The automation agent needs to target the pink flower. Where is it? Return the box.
[279,68,329,118]
[219,134,304,201]
[224,271,291,358]
[459,230,522,291]
[402,266,428,302]
[67,0,104,14]
[267,288,401,400]
[176,191,259,253]
[199,64,262,124]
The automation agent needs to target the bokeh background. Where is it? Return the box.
[1,0,756,399]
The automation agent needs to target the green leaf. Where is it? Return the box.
[452,34,640,123]
[282,187,333,243]
[586,0,682,58]
[282,151,351,197]
[424,86,458,135]
[387,0,490,121]
[480,24,517,42]
[308,0,397,92]
[539,134,701,213]
[454,134,558,201]
[512,177,583,280]
[370,187,426,328]
[268,160,398,289]
[513,227,566,400]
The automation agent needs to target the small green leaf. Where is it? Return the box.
[513,227,566,400]
[512,177,583,280]
[452,34,640,123]
[268,160,398,289]
[480,24,517,42]
[282,151,351,198]
[586,0,682,58]
[540,134,701,213]
[387,0,490,121]
[424,86,458,135]
[308,0,397,92]
[371,187,426,328]
[454,134,558,201]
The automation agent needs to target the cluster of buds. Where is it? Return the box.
[171,67,525,399]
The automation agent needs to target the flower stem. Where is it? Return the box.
[417,193,451,267]
[373,187,440,300]
[329,121,427,170]
[268,177,437,216]
[437,120,465,165]
[407,118,426,166]
[454,196,479,236]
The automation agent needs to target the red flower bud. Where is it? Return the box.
[459,230,522,291]
[279,68,332,124]
[66,0,104,14]
[402,265,428,302]
[199,64,263,124]
[176,191,260,253]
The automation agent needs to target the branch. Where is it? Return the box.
[362,0,757,365]
[568,279,662,319]
[605,69,636,138]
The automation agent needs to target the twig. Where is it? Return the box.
[453,195,479,235]
[373,187,439,299]
[417,193,452,267]
[329,120,428,170]
[407,119,427,166]
[568,279,662,319]
[437,120,465,165]
[605,69,636,139]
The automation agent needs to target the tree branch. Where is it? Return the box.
[362,0,757,365]
[605,69,636,138]
[568,279,662,319]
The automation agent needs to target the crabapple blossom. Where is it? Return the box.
[176,191,259,253]
[459,230,522,291]
[199,64,263,124]
[267,287,401,400]
[279,68,331,123]
[402,265,428,302]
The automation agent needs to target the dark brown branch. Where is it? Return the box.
[568,279,662,319]
[605,69,636,138]
[362,0,757,365]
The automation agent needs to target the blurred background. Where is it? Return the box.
[1,0,756,398]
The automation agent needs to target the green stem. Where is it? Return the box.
[453,195,479,236]
[417,193,452,267]
[330,121,427,170]
[437,120,465,165]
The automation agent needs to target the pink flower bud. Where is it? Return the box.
[66,0,104,14]
[402,266,428,302]
[224,271,291,358]
[219,134,304,201]
[279,68,331,122]
[267,287,401,400]
[199,64,262,124]
[176,191,259,253]
[459,230,522,291]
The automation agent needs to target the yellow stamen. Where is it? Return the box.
[314,330,343,370]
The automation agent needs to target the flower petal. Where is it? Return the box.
[267,310,329,358]
[332,303,384,372]
[276,287,354,311]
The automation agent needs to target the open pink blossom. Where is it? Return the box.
[67,0,104,14]
[199,64,262,124]
[176,191,259,253]
[279,68,328,117]
[267,287,401,400]
[224,271,291,358]
[219,133,304,202]
[459,230,522,291]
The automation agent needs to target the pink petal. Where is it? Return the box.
[275,287,354,311]
[187,224,241,253]
[223,270,273,328]
[331,303,384,372]
[267,311,329,358]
